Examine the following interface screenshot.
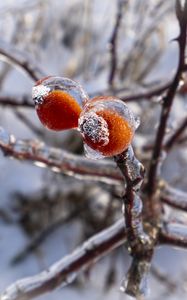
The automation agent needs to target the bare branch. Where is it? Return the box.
[0,93,33,108]
[114,146,152,297]
[0,40,46,81]
[0,127,122,184]
[108,0,124,86]
[164,116,187,151]
[159,223,187,248]
[0,219,126,300]
[0,79,171,110]
[146,1,187,195]
[115,146,149,247]
[161,183,187,211]
[143,117,187,152]
[90,79,172,102]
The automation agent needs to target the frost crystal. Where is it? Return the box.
[79,112,109,146]
[32,85,50,105]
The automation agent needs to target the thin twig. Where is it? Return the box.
[90,79,172,102]
[143,117,187,152]
[161,183,187,211]
[159,222,187,248]
[146,1,187,195]
[164,116,187,151]
[0,219,126,300]
[0,127,122,184]
[108,0,124,86]
[0,79,172,110]
[0,94,34,108]
[0,40,46,81]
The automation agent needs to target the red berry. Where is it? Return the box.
[36,90,82,130]
[32,76,88,131]
[84,109,134,156]
[79,97,137,158]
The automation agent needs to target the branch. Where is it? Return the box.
[160,183,187,211]
[114,146,152,297]
[0,75,176,110]
[108,0,124,86]
[164,116,187,151]
[120,80,171,102]
[0,79,171,110]
[0,219,126,300]
[0,127,122,184]
[90,79,172,103]
[178,134,187,145]
[143,116,187,152]
[115,146,148,247]
[0,40,46,81]
[159,222,187,248]
[0,93,33,108]
[146,1,187,195]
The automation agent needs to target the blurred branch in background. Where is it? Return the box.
[0,127,122,184]
[0,219,126,300]
[0,41,46,81]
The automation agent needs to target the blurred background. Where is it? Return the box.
[0,0,187,299]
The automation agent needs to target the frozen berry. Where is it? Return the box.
[32,76,88,131]
[79,97,138,158]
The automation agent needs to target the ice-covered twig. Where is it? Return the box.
[164,116,187,151]
[0,77,175,110]
[0,219,126,300]
[114,146,152,297]
[0,127,122,184]
[108,0,124,86]
[0,79,171,110]
[159,222,187,248]
[115,146,148,245]
[161,183,187,211]
[143,117,187,152]
[146,0,187,195]
[122,256,152,298]
[0,40,46,81]
[0,93,33,108]
[90,79,172,103]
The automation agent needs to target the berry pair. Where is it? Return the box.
[32,76,138,159]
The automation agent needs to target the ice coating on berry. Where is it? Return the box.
[84,96,138,131]
[32,76,88,107]
[79,112,109,146]
[32,76,88,131]
[79,98,137,159]
[32,85,50,105]
[36,90,82,130]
